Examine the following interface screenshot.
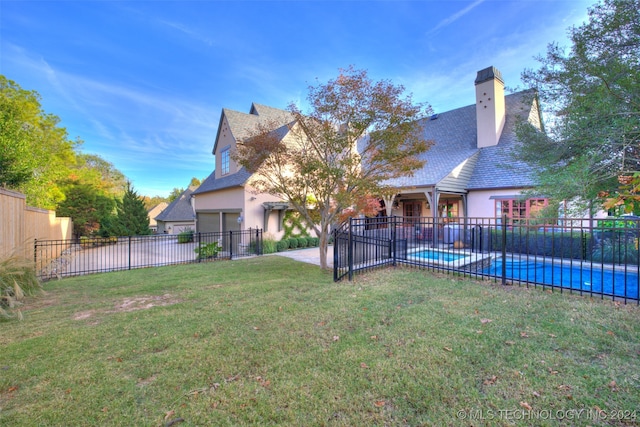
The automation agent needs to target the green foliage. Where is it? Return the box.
[597,217,639,230]
[288,238,299,249]
[282,211,310,239]
[591,238,639,264]
[514,0,640,213]
[194,241,221,260]
[308,237,320,247]
[0,75,78,208]
[0,247,42,320]
[99,182,150,237]
[57,183,116,238]
[262,238,278,254]
[491,228,592,261]
[79,236,118,248]
[177,229,194,243]
[276,239,290,252]
[297,237,308,248]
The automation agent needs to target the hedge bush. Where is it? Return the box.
[308,237,319,247]
[288,238,299,249]
[297,237,308,248]
[277,240,290,252]
[177,229,194,243]
[490,228,591,261]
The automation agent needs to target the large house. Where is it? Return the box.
[192,104,295,238]
[192,66,547,237]
[383,66,544,222]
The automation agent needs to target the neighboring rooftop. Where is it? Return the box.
[155,186,196,221]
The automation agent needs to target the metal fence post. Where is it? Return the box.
[348,217,354,281]
[128,236,132,270]
[392,216,397,267]
[197,232,202,263]
[230,230,234,259]
[501,214,507,285]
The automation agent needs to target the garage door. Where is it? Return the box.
[197,213,220,233]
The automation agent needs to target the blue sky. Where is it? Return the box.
[1,0,592,197]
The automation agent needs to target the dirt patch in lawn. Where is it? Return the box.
[73,294,180,321]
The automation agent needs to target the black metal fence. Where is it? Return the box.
[35,228,263,280]
[334,216,640,303]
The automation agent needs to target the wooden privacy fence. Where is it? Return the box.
[0,188,73,259]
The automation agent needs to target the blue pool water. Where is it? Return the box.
[483,260,640,299]
[411,250,467,262]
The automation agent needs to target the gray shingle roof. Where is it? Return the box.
[191,168,253,195]
[384,89,539,190]
[155,187,196,222]
[212,103,294,154]
[467,90,538,189]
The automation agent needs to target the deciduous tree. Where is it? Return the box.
[513,0,640,216]
[0,76,77,208]
[235,67,431,269]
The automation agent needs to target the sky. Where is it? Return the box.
[1,0,593,198]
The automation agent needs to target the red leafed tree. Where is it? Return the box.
[234,67,432,269]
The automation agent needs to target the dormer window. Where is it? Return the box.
[221,146,230,175]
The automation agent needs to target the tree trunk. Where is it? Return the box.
[318,225,330,270]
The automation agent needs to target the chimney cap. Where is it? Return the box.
[475,66,504,85]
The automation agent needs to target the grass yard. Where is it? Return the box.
[1,256,639,426]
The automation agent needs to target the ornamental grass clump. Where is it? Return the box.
[0,247,42,320]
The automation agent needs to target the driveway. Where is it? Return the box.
[274,246,333,267]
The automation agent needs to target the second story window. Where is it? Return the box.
[221,147,230,175]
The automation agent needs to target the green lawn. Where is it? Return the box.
[1,256,639,426]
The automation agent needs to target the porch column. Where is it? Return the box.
[382,194,395,217]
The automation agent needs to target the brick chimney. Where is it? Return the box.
[475,66,505,148]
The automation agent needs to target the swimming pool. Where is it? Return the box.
[411,249,467,262]
[483,260,640,299]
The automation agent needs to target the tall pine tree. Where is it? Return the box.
[100,182,150,236]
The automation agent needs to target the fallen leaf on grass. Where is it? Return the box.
[557,384,572,391]
[607,331,615,336]
[7,385,18,393]
[520,401,532,410]
[532,391,541,398]
[370,335,378,340]
[360,362,369,369]
[505,341,515,346]
[520,332,529,338]
[332,335,340,342]
[253,326,260,330]
[480,318,492,324]
[373,401,385,408]
[443,347,453,352]
[476,330,483,334]
[483,375,497,385]
[608,380,618,391]
[548,334,557,338]
[165,410,175,420]
[256,377,271,388]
